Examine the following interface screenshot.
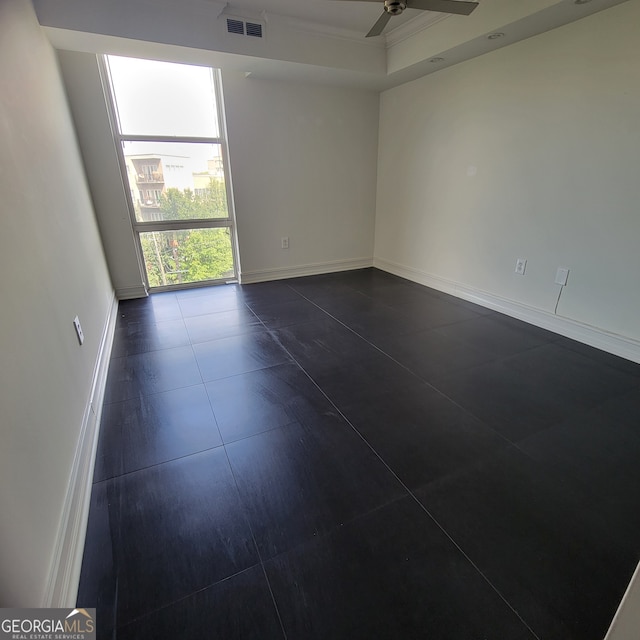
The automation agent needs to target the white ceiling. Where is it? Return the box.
[205,0,628,41]
[37,0,632,90]
[223,0,421,33]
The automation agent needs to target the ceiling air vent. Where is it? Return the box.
[226,18,245,35]
[245,22,263,38]
[225,16,265,39]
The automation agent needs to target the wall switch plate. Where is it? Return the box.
[515,258,527,275]
[73,316,84,345]
[281,237,289,249]
[555,267,569,286]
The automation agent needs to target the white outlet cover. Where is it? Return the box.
[73,316,84,345]
[555,267,569,286]
[515,258,527,275]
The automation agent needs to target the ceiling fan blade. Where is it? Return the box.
[407,0,479,16]
[366,11,392,37]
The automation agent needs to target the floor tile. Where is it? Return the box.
[117,566,284,640]
[318,294,423,341]
[436,358,558,441]
[193,331,292,382]
[286,272,361,301]
[373,326,498,382]
[342,270,420,298]
[77,481,117,640]
[307,290,383,317]
[175,282,241,300]
[415,447,636,640]
[518,404,640,490]
[103,346,202,404]
[517,404,640,550]
[341,385,509,491]
[116,293,182,325]
[183,307,263,343]
[205,363,333,443]
[273,318,377,377]
[311,350,424,408]
[226,418,406,559]
[506,342,639,408]
[377,290,483,329]
[177,288,246,316]
[251,298,329,329]
[599,387,640,431]
[266,497,537,640]
[240,281,303,307]
[353,280,431,305]
[435,314,557,359]
[434,342,634,442]
[111,318,190,358]
[94,384,222,481]
[555,337,640,378]
[86,448,259,626]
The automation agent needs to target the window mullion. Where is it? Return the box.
[119,134,223,145]
[133,218,231,232]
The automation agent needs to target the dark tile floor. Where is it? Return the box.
[78,268,640,640]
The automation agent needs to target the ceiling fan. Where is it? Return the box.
[335,0,479,37]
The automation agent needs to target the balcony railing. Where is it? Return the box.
[135,172,164,183]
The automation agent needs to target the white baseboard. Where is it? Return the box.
[115,284,148,300]
[241,257,374,284]
[374,257,640,365]
[605,561,640,640]
[42,291,118,607]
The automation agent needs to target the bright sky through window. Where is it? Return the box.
[107,56,220,138]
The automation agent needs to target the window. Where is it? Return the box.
[103,55,238,289]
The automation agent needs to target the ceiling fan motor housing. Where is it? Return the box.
[384,1,407,15]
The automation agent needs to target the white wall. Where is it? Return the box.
[222,72,379,279]
[375,0,640,345]
[0,0,113,606]
[57,49,380,285]
[57,50,146,299]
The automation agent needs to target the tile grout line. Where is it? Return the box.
[257,290,542,640]
[220,440,289,640]
[114,564,265,632]
[93,443,226,484]
[284,282,610,457]
[282,284,523,450]
[296,367,541,639]
[183,293,292,640]
[109,290,288,635]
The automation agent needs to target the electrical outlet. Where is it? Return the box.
[73,316,84,345]
[281,237,289,249]
[555,267,569,286]
[515,258,527,275]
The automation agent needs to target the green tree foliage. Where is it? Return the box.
[140,179,234,287]
[159,178,228,220]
